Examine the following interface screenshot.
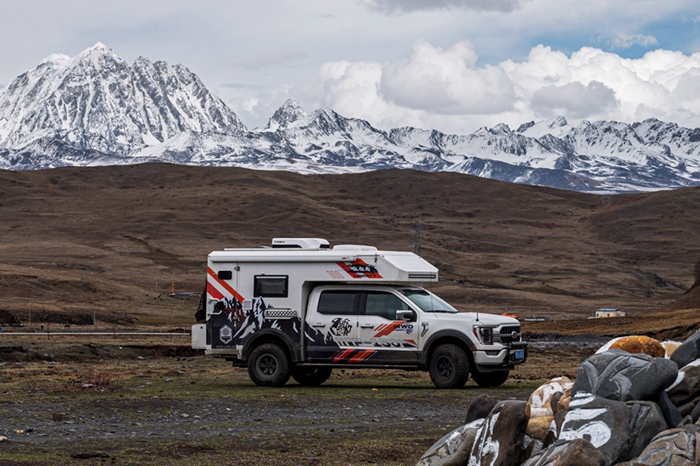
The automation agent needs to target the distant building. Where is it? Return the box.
[594,308,628,318]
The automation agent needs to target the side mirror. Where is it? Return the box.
[396,310,416,322]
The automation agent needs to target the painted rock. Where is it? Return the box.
[467,400,528,466]
[520,438,606,466]
[527,417,554,440]
[543,409,568,448]
[572,350,678,402]
[661,341,682,358]
[596,337,623,354]
[416,419,484,466]
[667,360,700,407]
[558,393,667,465]
[520,435,544,465]
[653,391,683,428]
[608,336,665,358]
[526,377,574,418]
[625,401,669,460]
[670,329,700,369]
[618,425,700,466]
[557,387,572,413]
[465,394,497,424]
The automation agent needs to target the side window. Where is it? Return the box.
[364,292,409,320]
[254,276,288,298]
[317,291,357,315]
[218,270,233,280]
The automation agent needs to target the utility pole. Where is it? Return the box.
[413,222,422,257]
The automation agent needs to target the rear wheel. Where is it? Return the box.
[292,367,333,386]
[247,343,291,387]
[471,369,509,387]
[428,344,470,389]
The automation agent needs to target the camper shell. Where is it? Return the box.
[192,238,527,388]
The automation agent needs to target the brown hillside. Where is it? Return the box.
[1,163,699,327]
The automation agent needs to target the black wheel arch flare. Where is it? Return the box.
[421,330,477,366]
[241,328,302,363]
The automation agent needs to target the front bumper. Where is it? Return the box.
[473,342,528,371]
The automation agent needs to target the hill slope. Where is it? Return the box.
[1,163,698,325]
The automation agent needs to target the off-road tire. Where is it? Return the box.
[291,367,333,386]
[471,369,509,387]
[247,343,291,387]
[428,344,470,389]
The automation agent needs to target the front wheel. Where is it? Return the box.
[247,343,291,387]
[471,369,509,387]
[292,367,333,386]
[428,344,470,389]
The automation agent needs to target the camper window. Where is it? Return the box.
[218,270,233,280]
[318,291,357,315]
[254,276,288,298]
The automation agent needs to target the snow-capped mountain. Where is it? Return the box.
[2,44,700,194]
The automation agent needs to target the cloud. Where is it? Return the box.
[610,33,659,49]
[229,50,307,71]
[360,0,523,13]
[379,40,515,114]
[315,41,700,134]
[532,81,618,118]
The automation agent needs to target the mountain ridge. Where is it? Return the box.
[1,44,700,193]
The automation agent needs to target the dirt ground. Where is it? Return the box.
[0,335,591,466]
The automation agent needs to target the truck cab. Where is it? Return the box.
[192,238,527,388]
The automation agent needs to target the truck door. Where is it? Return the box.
[356,291,421,363]
[305,290,359,363]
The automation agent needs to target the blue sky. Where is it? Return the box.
[1,0,700,133]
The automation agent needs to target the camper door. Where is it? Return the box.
[207,264,245,349]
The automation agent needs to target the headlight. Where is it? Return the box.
[473,326,493,345]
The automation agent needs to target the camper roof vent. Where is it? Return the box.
[271,238,330,249]
[333,245,378,252]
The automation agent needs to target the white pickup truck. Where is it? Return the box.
[192,238,527,388]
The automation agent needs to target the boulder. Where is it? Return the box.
[527,377,573,418]
[621,425,700,466]
[520,438,606,466]
[558,393,667,465]
[557,388,572,412]
[608,336,665,358]
[527,417,554,440]
[661,341,682,359]
[416,419,484,466]
[520,435,544,464]
[652,391,683,428]
[572,350,678,402]
[467,400,528,466]
[667,360,700,407]
[596,337,623,354]
[544,409,568,448]
[465,394,497,424]
[625,401,669,460]
[670,330,700,368]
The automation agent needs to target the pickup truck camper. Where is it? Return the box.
[192,238,527,388]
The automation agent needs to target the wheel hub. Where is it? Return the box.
[258,355,278,376]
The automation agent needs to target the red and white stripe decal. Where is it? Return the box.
[207,266,244,302]
[373,322,403,338]
[348,350,375,363]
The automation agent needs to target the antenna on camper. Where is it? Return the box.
[413,222,422,256]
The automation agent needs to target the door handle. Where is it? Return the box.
[312,323,326,328]
[360,324,374,328]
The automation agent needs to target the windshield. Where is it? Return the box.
[400,289,458,313]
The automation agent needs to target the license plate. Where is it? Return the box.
[514,350,525,360]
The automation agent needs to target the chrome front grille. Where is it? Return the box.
[498,326,521,344]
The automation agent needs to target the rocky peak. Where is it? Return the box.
[266,99,307,130]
